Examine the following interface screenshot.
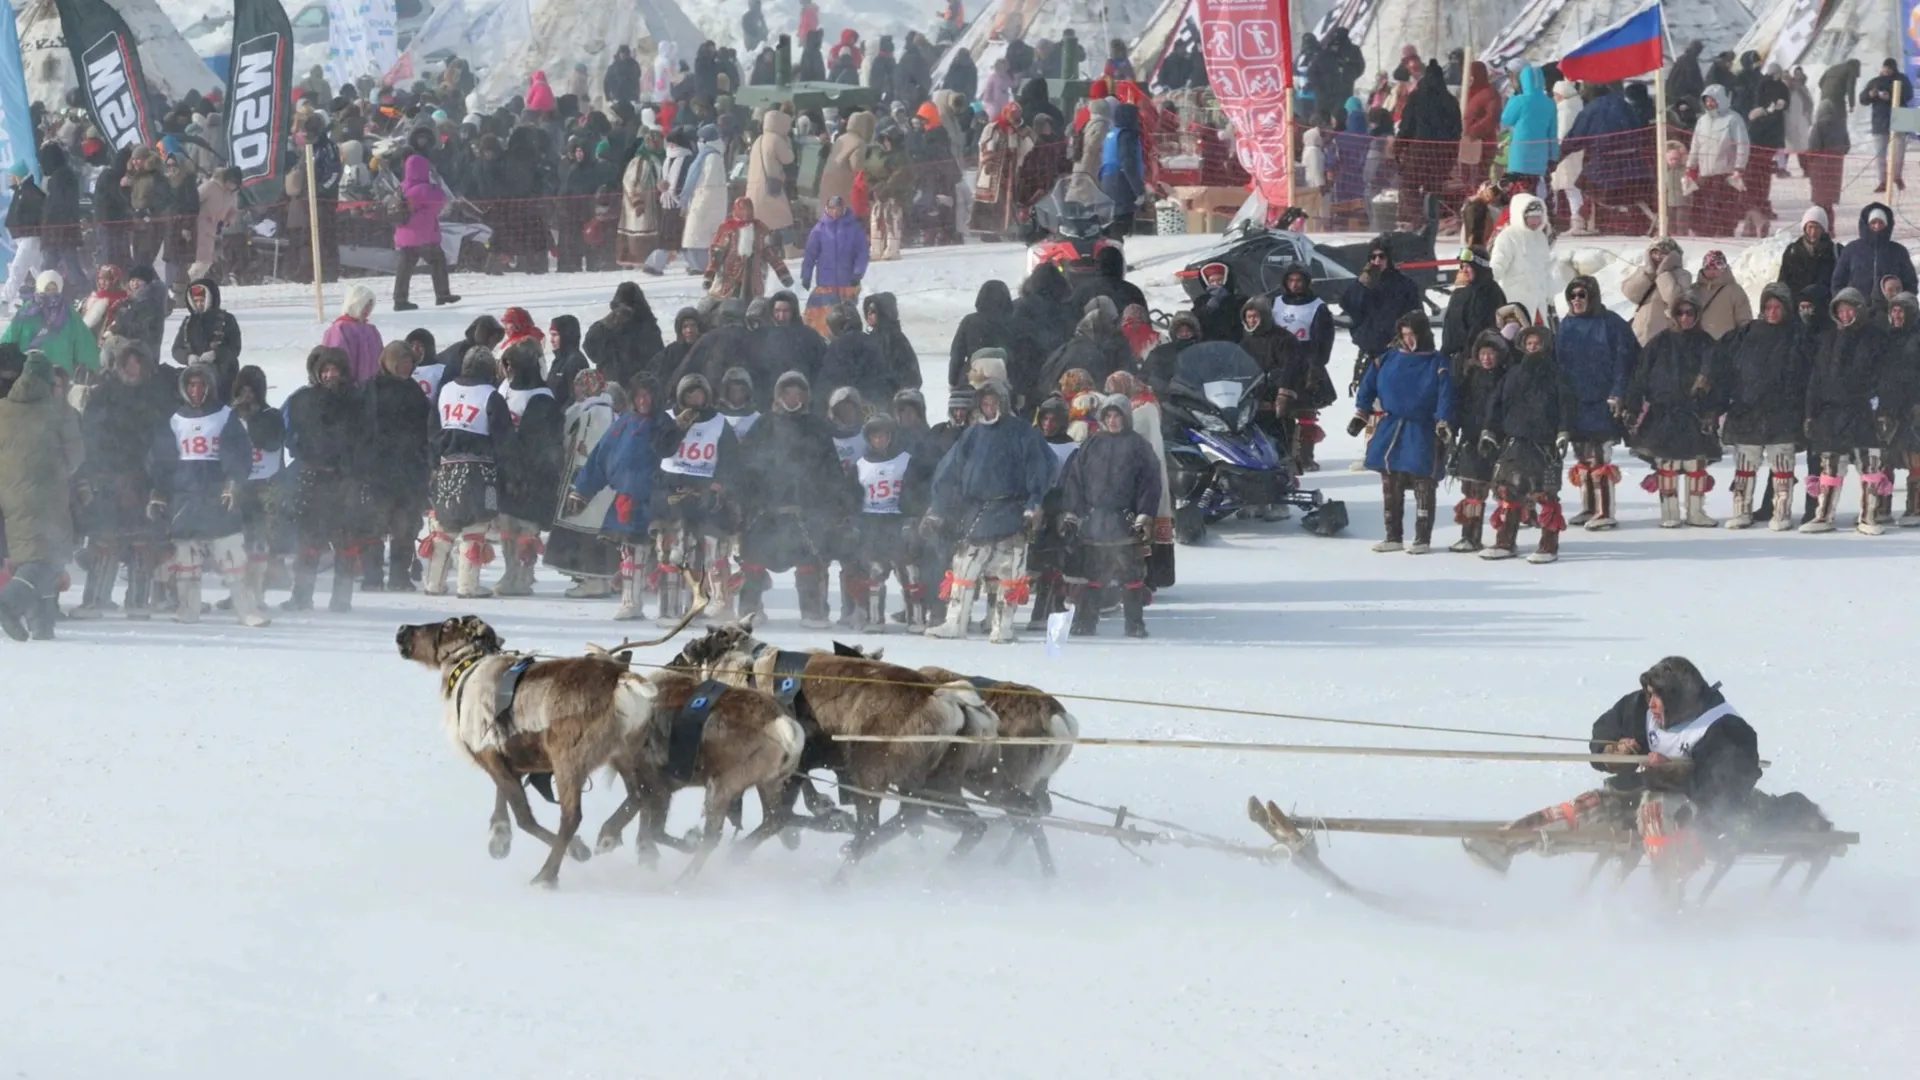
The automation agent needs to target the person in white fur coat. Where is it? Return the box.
[1489,193,1554,322]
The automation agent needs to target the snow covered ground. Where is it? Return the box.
[5,235,1919,1078]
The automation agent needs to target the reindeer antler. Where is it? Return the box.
[587,599,709,660]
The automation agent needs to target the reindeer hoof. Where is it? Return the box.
[636,844,661,869]
[818,809,855,833]
[595,832,622,854]
[487,824,511,859]
[529,873,558,889]
[779,827,803,851]
[567,837,592,862]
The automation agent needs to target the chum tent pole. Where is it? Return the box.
[305,142,324,322]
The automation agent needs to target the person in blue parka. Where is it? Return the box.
[1350,311,1454,553]
[1554,275,1639,530]
[569,380,657,621]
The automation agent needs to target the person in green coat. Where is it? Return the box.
[0,351,86,639]
[2,270,100,375]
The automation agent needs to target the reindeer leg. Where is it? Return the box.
[1026,822,1057,878]
[480,754,565,853]
[834,792,885,881]
[633,786,674,868]
[596,768,647,853]
[488,787,513,859]
[530,768,589,889]
[734,780,798,860]
[679,782,744,885]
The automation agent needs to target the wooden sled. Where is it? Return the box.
[1247,797,1858,906]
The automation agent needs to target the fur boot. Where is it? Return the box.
[1122,583,1148,638]
[1768,451,1798,532]
[386,535,416,592]
[796,566,831,629]
[124,544,154,620]
[72,544,118,619]
[1903,473,1920,528]
[1585,462,1619,530]
[224,568,270,627]
[1373,473,1405,552]
[421,530,454,595]
[1683,462,1717,527]
[865,564,890,633]
[1450,484,1487,553]
[614,547,646,620]
[1800,455,1846,533]
[1408,477,1435,553]
[1527,497,1566,564]
[1069,581,1101,636]
[456,533,494,598]
[1653,463,1681,528]
[328,547,357,612]
[282,551,319,610]
[1725,447,1759,528]
[1568,463,1598,526]
[1479,497,1522,560]
[1858,456,1889,536]
[926,545,988,639]
[174,571,202,624]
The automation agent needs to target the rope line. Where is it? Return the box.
[825,733,1647,764]
[611,657,1597,745]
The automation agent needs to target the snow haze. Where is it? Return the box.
[3,233,1916,1077]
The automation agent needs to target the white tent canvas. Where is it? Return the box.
[476,0,707,105]
[1313,0,1536,78]
[1482,0,1758,75]
[15,0,221,109]
[933,0,1161,85]
[1736,0,1896,74]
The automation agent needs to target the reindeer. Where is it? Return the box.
[670,617,992,869]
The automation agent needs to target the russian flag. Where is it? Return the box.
[1559,1,1665,83]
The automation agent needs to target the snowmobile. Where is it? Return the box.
[1025,176,1123,277]
[1160,342,1346,543]
[1175,193,1452,308]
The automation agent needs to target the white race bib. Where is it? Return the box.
[833,432,865,467]
[723,411,761,436]
[1272,297,1323,342]
[501,385,554,426]
[171,407,231,462]
[858,453,910,514]
[1645,701,1738,761]
[1049,440,1078,465]
[662,414,725,477]
[249,443,282,480]
[438,382,496,435]
[413,363,447,399]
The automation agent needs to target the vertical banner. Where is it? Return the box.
[0,8,42,282]
[52,0,160,150]
[1196,0,1294,207]
[1904,0,1920,88]
[326,0,399,87]
[227,0,294,208]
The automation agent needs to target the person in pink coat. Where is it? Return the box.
[392,153,458,310]
[323,284,385,384]
[526,71,557,114]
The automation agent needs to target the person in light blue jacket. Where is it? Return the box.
[1098,102,1146,236]
[1501,64,1559,180]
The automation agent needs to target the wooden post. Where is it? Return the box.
[305,142,323,321]
[1889,78,1905,195]
[1460,26,1473,185]
[1654,65,1670,239]
[1283,90,1296,212]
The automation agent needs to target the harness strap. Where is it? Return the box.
[494,655,536,733]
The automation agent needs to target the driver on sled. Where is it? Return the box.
[1462,657,1766,878]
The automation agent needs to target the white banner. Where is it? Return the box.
[327,0,400,87]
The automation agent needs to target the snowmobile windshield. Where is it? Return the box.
[1171,341,1261,409]
[1031,176,1117,238]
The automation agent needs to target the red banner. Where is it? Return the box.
[1195,0,1294,206]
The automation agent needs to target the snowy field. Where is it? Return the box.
[6,235,1919,1078]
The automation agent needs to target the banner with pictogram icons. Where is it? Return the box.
[1194,0,1294,207]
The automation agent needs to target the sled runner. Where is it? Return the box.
[1246,796,1857,905]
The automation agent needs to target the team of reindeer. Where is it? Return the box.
[396,613,1079,887]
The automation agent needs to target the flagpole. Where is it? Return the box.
[1654,57,1669,238]
[1284,89,1296,212]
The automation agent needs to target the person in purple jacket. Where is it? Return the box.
[392,152,460,311]
[321,284,384,384]
[800,195,870,336]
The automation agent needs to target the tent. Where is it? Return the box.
[931,0,1161,86]
[475,0,707,104]
[1482,0,1758,76]
[1310,0,1536,79]
[1734,0,1896,75]
[16,0,221,109]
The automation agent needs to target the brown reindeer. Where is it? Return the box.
[670,618,992,869]
[396,616,655,888]
[917,667,1078,876]
[592,669,806,881]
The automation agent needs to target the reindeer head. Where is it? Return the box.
[396,616,505,669]
[668,618,764,677]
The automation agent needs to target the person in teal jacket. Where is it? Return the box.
[1500,65,1559,181]
[2,270,99,374]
